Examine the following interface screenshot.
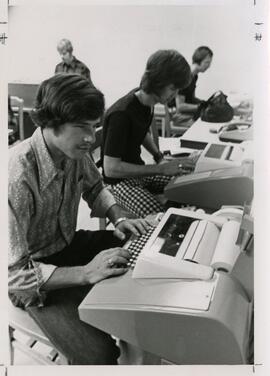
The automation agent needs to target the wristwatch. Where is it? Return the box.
[114,217,127,227]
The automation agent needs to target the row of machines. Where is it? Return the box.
[165,139,253,210]
[79,121,254,365]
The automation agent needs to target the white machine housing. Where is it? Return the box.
[79,207,254,365]
[218,122,253,143]
[194,140,252,173]
[164,161,253,210]
[130,208,240,280]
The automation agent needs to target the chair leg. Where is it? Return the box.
[57,353,69,365]
[9,326,15,365]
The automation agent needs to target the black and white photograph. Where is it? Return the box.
[1,0,270,374]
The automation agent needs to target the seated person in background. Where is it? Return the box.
[102,50,196,218]
[233,98,253,121]
[55,38,93,84]
[169,46,213,128]
[9,73,151,365]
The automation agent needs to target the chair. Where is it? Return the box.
[152,104,168,140]
[164,106,192,137]
[9,301,68,365]
[89,126,110,230]
[152,104,190,140]
[10,96,24,140]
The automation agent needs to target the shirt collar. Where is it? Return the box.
[30,127,60,192]
[63,56,77,69]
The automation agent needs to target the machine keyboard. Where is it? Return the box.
[126,226,156,269]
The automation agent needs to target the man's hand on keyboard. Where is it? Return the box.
[113,218,154,241]
[176,151,201,174]
[82,247,132,284]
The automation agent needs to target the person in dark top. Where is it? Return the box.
[169,46,213,129]
[55,39,93,84]
[102,49,197,218]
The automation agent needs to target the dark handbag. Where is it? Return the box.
[199,91,234,123]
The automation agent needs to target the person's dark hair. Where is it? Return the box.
[192,46,213,65]
[31,73,105,129]
[140,50,191,95]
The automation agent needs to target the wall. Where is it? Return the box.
[8,4,254,106]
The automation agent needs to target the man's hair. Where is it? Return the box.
[57,38,73,54]
[140,50,191,95]
[192,46,213,65]
[31,74,105,129]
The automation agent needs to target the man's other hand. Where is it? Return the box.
[113,218,154,241]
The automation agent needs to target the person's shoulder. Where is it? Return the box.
[9,139,36,186]
[106,89,137,114]
[75,57,89,71]
[107,111,130,130]
[55,61,63,71]
[9,138,32,163]
[105,104,130,127]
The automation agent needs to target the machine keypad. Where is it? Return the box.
[126,226,156,269]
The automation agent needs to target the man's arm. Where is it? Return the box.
[9,180,130,297]
[103,110,195,178]
[81,153,153,237]
[40,266,85,290]
[8,196,57,306]
[103,111,164,177]
[41,246,131,290]
[142,132,164,163]
[175,94,199,114]
[104,155,195,179]
[104,155,163,178]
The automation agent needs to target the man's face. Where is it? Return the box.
[59,49,73,65]
[52,119,100,160]
[155,84,179,105]
[198,55,212,72]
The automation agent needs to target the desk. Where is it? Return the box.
[158,119,226,154]
[160,117,253,155]
[181,118,225,145]
[159,117,253,211]
[181,118,253,146]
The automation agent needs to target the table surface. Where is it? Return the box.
[181,118,226,144]
[159,118,226,154]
